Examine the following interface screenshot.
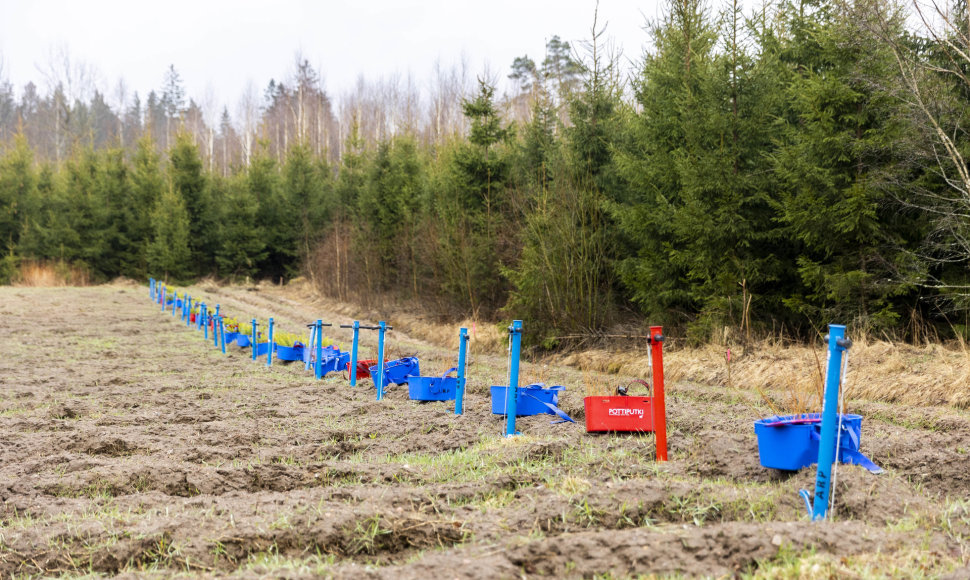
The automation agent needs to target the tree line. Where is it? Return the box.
[1,0,968,345]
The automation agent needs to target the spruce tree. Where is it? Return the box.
[146,186,191,282]
[436,79,513,313]
[282,142,329,278]
[169,131,213,275]
[770,0,919,328]
[214,173,266,279]
[129,135,165,276]
[614,0,785,340]
[248,144,287,281]
[0,135,34,281]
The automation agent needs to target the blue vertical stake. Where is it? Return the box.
[251,319,258,361]
[807,324,849,521]
[455,327,469,415]
[376,321,387,401]
[203,304,209,340]
[160,288,166,311]
[219,316,226,354]
[314,320,324,378]
[213,311,219,347]
[267,317,275,367]
[349,321,360,386]
[505,320,523,437]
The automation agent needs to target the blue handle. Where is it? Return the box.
[456,327,468,415]
[505,320,523,437]
[811,324,847,520]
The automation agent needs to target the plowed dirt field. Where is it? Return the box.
[1,285,968,578]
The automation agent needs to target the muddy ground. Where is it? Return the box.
[0,285,968,578]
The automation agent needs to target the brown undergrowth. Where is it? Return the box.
[262,278,970,411]
[13,259,91,287]
[561,339,970,411]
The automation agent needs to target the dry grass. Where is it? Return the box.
[562,338,970,411]
[272,277,508,356]
[254,278,970,411]
[14,260,90,287]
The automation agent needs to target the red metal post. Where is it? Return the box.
[650,325,668,461]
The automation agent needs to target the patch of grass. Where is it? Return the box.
[745,545,962,579]
[667,491,724,526]
[346,514,393,555]
[234,547,336,575]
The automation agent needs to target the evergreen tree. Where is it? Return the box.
[437,79,513,313]
[614,0,785,341]
[0,135,34,281]
[98,148,135,277]
[507,21,621,340]
[282,142,329,277]
[169,131,213,275]
[129,135,165,276]
[248,143,287,281]
[214,173,266,279]
[62,148,111,277]
[356,135,424,294]
[146,186,191,282]
[770,0,919,328]
[542,36,583,100]
[0,135,34,254]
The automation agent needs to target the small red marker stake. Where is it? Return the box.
[650,325,668,462]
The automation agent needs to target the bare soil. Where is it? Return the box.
[0,285,968,578]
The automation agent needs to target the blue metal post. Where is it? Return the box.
[267,317,274,367]
[215,304,220,317]
[186,297,193,325]
[197,302,203,330]
[149,278,154,300]
[812,324,848,521]
[349,320,360,386]
[213,310,219,347]
[376,321,387,401]
[251,319,258,361]
[171,293,177,316]
[313,320,324,378]
[203,304,209,340]
[306,322,318,373]
[505,320,523,437]
[219,316,226,354]
[456,327,469,415]
[160,288,166,311]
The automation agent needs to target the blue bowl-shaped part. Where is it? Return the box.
[490,384,564,416]
[753,413,863,471]
[319,351,351,375]
[275,343,305,361]
[303,345,339,364]
[235,334,251,348]
[223,331,240,344]
[407,376,457,401]
[369,357,421,388]
[253,342,270,356]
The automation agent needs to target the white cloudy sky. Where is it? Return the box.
[0,0,662,109]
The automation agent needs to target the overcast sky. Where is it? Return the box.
[0,0,662,111]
